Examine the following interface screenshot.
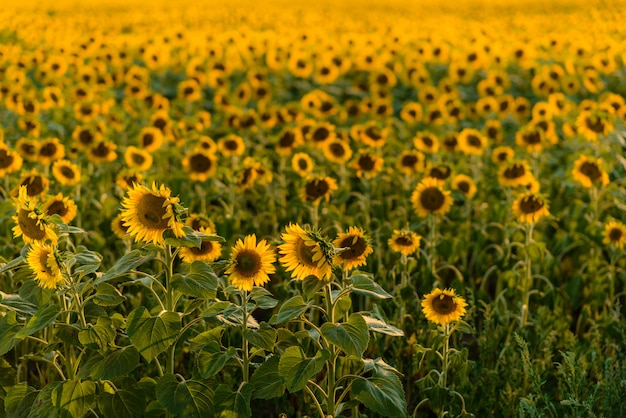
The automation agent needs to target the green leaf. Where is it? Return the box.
[351,375,407,417]
[188,327,224,351]
[98,378,146,418]
[17,280,51,309]
[171,261,218,300]
[321,313,369,357]
[278,346,329,393]
[271,296,311,324]
[213,383,253,418]
[527,242,547,262]
[155,374,213,418]
[0,311,21,356]
[348,274,393,299]
[78,317,116,351]
[196,344,237,379]
[15,305,59,340]
[95,248,156,285]
[92,283,126,306]
[0,255,24,274]
[0,290,39,315]
[28,382,61,418]
[249,287,278,310]
[362,357,402,377]
[244,322,277,352]
[361,315,404,336]
[301,276,326,300]
[5,382,35,418]
[250,355,285,399]
[0,358,17,386]
[126,307,181,362]
[51,380,96,418]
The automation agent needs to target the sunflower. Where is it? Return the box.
[307,122,336,148]
[0,144,23,177]
[359,123,387,148]
[458,128,488,156]
[179,226,223,263]
[139,126,165,152]
[498,161,534,188]
[12,186,58,244]
[388,229,422,256]
[124,146,153,171]
[421,288,468,325]
[411,177,454,218]
[413,132,439,153]
[351,152,384,179]
[572,155,610,188]
[575,110,613,142]
[323,138,353,164]
[426,164,452,182]
[218,134,245,157]
[116,170,144,189]
[292,152,314,177]
[602,221,626,250]
[51,160,81,186]
[182,150,217,181]
[400,102,423,124]
[26,242,64,290]
[37,137,65,165]
[186,213,216,232]
[111,213,131,240]
[120,182,186,245]
[15,137,40,162]
[452,174,477,199]
[512,192,550,224]
[491,146,515,165]
[333,226,373,271]
[275,128,303,156]
[225,235,275,292]
[177,79,202,102]
[301,176,338,206]
[87,140,117,164]
[279,223,334,281]
[43,193,77,224]
[396,150,425,176]
[12,169,50,198]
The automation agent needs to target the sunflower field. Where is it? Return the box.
[1,0,626,416]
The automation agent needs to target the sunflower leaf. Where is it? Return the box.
[244,322,277,352]
[361,315,404,336]
[89,346,140,380]
[213,383,253,418]
[351,374,407,417]
[271,295,311,324]
[348,274,393,299]
[278,346,329,393]
[95,248,157,285]
[92,283,126,306]
[51,379,96,418]
[171,261,218,300]
[98,377,146,418]
[164,226,202,248]
[78,317,116,351]
[250,355,285,399]
[155,374,213,418]
[126,306,181,363]
[15,304,59,340]
[197,343,237,379]
[321,313,369,357]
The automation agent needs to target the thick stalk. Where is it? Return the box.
[428,214,438,283]
[438,323,451,418]
[324,283,337,417]
[241,290,250,383]
[521,223,534,327]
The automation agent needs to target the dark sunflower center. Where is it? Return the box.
[376,74,388,85]
[338,236,367,260]
[60,166,76,179]
[190,241,214,255]
[443,136,458,149]
[497,152,509,162]
[153,118,167,130]
[0,149,13,168]
[359,155,376,170]
[22,176,45,196]
[535,121,548,132]
[40,143,58,157]
[329,142,346,157]
[279,131,295,147]
[297,158,309,170]
[137,194,170,229]
[305,179,330,199]
[429,166,450,180]
[79,129,94,145]
[504,164,526,179]
[190,154,211,172]
[241,168,255,185]
[394,236,413,246]
[183,86,194,96]
[38,250,53,275]
[236,250,262,277]
[46,201,68,217]
[92,142,111,157]
[224,140,239,151]
[609,228,623,242]
[142,133,154,147]
[21,143,37,156]
[420,136,434,147]
[432,294,457,315]
[364,127,382,140]
[320,101,333,112]
[296,238,317,267]
[18,209,46,240]
[401,154,418,167]
[420,187,445,211]
[313,127,329,142]
[519,195,544,214]
[579,161,601,180]
[523,132,541,144]
[132,153,146,165]
[457,181,470,194]
[467,134,482,147]
[585,117,605,133]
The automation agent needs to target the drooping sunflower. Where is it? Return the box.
[351,152,384,179]
[411,177,454,218]
[182,150,217,181]
[279,223,334,281]
[26,242,64,290]
[12,186,58,244]
[396,150,425,176]
[0,144,23,177]
[301,176,338,206]
[333,226,373,271]
[421,288,468,325]
[602,221,626,250]
[512,192,550,224]
[120,182,186,245]
[226,235,276,292]
[452,174,477,199]
[572,155,610,188]
[388,229,422,256]
[43,193,78,224]
[124,146,153,171]
[51,160,81,186]
[179,226,223,263]
[498,161,534,188]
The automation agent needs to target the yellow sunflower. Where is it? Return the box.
[12,169,49,198]
[111,213,132,240]
[226,234,276,292]
[179,226,222,263]
[351,152,384,179]
[26,242,64,290]
[43,193,78,224]
[0,144,23,177]
[452,174,477,199]
[182,150,217,181]
[413,132,439,153]
[292,152,314,177]
[396,150,425,176]
[602,221,626,250]
[37,137,65,166]
[138,126,165,152]
[51,160,81,186]
[572,155,610,188]
[323,138,353,165]
[218,134,246,157]
[279,223,334,281]
[498,161,534,188]
[87,140,117,164]
[411,177,454,218]
[421,288,468,325]
[124,146,153,171]
[333,227,373,271]
[457,128,488,156]
[275,128,303,156]
[512,192,550,224]
[301,176,338,206]
[388,230,422,256]
[491,146,515,165]
[12,186,58,245]
[120,182,186,245]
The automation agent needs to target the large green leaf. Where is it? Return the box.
[0,290,38,315]
[90,346,140,380]
[213,383,253,418]
[244,322,276,352]
[250,355,285,399]
[91,283,126,307]
[0,311,22,356]
[361,315,404,336]
[98,378,146,418]
[301,276,327,300]
[28,382,61,418]
[78,317,115,351]
[15,304,59,340]
[196,343,237,379]
[351,375,407,417]
[170,261,218,300]
[126,306,181,362]
[95,248,156,285]
[321,313,369,357]
[348,274,392,299]
[249,287,278,310]
[271,296,310,324]
[51,380,96,418]
[5,382,36,418]
[278,346,329,393]
[0,359,16,386]
[155,374,213,418]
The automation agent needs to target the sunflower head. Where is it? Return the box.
[279,223,334,281]
[421,288,468,325]
[179,226,223,263]
[333,226,373,271]
[26,242,64,290]
[602,221,626,250]
[12,186,58,245]
[411,177,454,218]
[120,182,186,245]
[301,176,338,206]
[226,234,276,291]
[512,192,550,224]
[388,229,422,256]
[43,193,78,224]
[572,155,609,188]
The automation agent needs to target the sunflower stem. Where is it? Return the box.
[164,245,176,377]
[241,290,250,383]
[439,323,452,418]
[324,283,337,417]
[428,214,439,284]
[521,223,534,327]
